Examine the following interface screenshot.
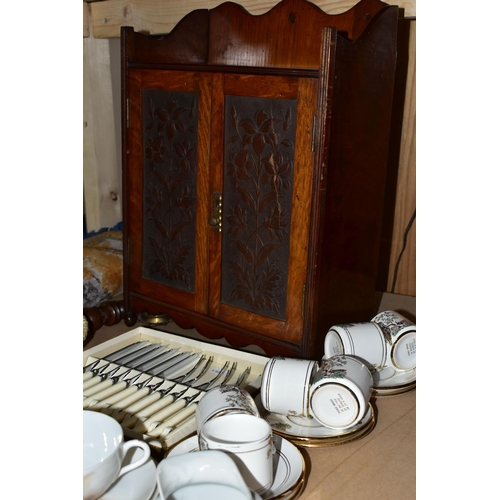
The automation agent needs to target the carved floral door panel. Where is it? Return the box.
[208,73,318,345]
[126,69,211,314]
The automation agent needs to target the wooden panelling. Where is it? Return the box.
[89,0,416,39]
[83,2,90,38]
[387,20,416,296]
[83,34,122,232]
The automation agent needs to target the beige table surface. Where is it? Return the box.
[83,293,416,499]
[298,390,416,499]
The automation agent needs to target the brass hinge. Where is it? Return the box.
[126,98,130,128]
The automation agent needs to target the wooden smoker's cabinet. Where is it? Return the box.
[121,0,406,359]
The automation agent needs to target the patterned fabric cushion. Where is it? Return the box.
[83,231,123,308]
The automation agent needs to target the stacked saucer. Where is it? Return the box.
[258,354,377,448]
[258,395,376,448]
[165,433,306,500]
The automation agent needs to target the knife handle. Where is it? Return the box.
[82,376,103,392]
[85,383,136,410]
[83,381,127,409]
[123,391,162,417]
[131,395,176,433]
[149,403,197,438]
[111,387,150,412]
[83,379,114,398]
[145,399,187,434]
[122,393,169,429]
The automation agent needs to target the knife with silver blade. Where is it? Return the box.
[144,351,195,376]
[111,343,163,366]
[120,345,177,370]
[128,347,180,371]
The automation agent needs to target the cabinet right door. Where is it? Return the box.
[207,73,318,346]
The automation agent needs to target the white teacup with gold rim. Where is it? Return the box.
[195,384,260,434]
[199,414,274,496]
[83,410,151,500]
[372,310,416,372]
[309,355,373,430]
[260,356,318,421]
[324,322,388,371]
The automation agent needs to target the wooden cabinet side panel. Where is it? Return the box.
[313,7,401,352]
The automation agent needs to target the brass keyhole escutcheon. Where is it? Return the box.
[209,192,222,232]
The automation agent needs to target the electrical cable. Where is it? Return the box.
[390,209,416,293]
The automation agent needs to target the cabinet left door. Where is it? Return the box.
[125,69,212,315]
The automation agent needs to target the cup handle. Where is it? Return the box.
[117,439,151,478]
[199,436,209,451]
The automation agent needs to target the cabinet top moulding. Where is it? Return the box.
[121,0,399,71]
[87,0,415,39]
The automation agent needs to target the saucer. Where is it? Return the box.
[167,434,305,500]
[99,448,157,500]
[258,394,376,448]
[372,367,416,396]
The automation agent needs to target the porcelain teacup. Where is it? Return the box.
[324,322,388,371]
[199,413,274,496]
[309,355,373,430]
[195,384,260,434]
[83,410,151,500]
[156,449,254,500]
[372,310,416,371]
[260,356,318,421]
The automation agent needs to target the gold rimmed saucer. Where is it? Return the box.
[373,381,416,397]
[166,433,306,500]
[372,367,416,397]
[260,397,377,448]
[275,475,306,500]
[291,411,377,448]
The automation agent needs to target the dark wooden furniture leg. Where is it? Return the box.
[83,300,137,346]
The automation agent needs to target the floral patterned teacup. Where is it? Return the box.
[324,322,388,371]
[372,310,416,371]
[260,356,319,420]
[309,355,373,430]
[195,385,260,434]
[199,413,274,495]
